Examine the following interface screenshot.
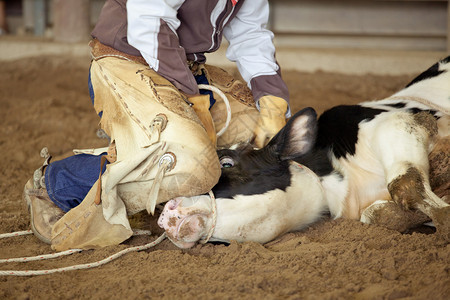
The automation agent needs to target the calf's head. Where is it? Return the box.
[158,108,324,248]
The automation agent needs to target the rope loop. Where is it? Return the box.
[199,190,217,244]
[197,84,231,137]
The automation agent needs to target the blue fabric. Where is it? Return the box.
[44,67,106,212]
[195,71,216,109]
[45,154,107,212]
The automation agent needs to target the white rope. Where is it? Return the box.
[199,190,217,244]
[0,229,152,264]
[0,230,33,239]
[131,229,153,236]
[0,189,216,272]
[0,233,166,276]
[0,249,83,264]
[197,84,231,137]
[0,229,152,262]
[0,228,164,276]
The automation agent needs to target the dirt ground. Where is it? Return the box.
[0,55,449,299]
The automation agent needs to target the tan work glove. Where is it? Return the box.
[188,94,217,147]
[254,95,288,148]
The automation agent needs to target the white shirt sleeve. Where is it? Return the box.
[223,0,279,86]
[126,0,185,72]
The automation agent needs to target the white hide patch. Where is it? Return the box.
[327,108,442,220]
[209,163,327,244]
[320,171,349,219]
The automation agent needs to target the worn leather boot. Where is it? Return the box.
[23,179,65,244]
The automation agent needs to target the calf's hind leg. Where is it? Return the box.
[371,112,449,240]
[388,165,450,240]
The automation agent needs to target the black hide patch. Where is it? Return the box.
[213,147,292,199]
[405,56,449,88]
[315,105,386,159]
[385,102,407,109]
[292,148,334,177]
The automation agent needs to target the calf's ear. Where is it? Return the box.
[268,107,318,160]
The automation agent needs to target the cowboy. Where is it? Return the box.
[24,0,290,251]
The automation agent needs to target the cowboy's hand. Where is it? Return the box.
[254,95,288,148]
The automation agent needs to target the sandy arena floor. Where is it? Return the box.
[0,53,449,299]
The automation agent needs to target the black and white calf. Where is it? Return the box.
[158,56,450,248]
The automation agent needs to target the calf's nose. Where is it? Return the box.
[157,198,182,229]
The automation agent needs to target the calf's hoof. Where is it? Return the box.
[361,200,429,233]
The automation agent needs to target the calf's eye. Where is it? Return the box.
[220,156,234,168]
